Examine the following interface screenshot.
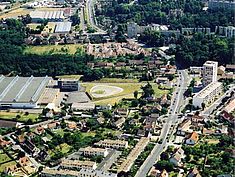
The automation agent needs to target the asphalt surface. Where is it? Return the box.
[97,150,121,171]
[86,0,106,34]
[135,70,189,177]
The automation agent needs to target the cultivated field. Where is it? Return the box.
[0,8,33,18]
[24,44,84,55]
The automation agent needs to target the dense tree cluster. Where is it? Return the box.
[97,0,234,30]
[174,33,234,68]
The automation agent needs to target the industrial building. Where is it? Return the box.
[208,0,235,10]
[0,75,52,108]
[193,81,223,108]
[30,10,64,22]
[54,22,72,33]
[58,78,79,91]
[202,61,218,86]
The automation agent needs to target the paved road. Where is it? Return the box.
[97,150,121,171]
[80,7,86,32]
[86,0,106,34]
[135,70,190,177]
[202,84,235,116]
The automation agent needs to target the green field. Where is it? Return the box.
[0,111,39,123]
[56,75,83,80]
[82,82,143,105]
[24,44,84,55]
[0,153,11,164]
[82,82,169,105]
[0,161,16,172]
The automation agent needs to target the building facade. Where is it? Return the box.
[193,81,223,108]
[202,61,218,86]
[58,79,79,91]
[94,139,128,149]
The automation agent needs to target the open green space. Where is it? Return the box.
[82,82,143,105]
[56,75,83,80]
[0,153,11,164]
[0,161,16,172]
[0,111,39,123]
[24,44,84,55]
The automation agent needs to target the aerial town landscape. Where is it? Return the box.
[0,0,234,176]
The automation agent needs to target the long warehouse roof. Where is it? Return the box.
[0,75,51,103]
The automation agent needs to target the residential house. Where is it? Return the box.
[0,137,12,147]
[187,167,202,177]
[177,119,191,136]
[35,126,45,135]
[185,132,199,145]
[144,116,158,133]
[169,148,185,166]
[113,117,125,129]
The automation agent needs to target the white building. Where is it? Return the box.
[94,139,128,149]
[202,61,218,86]
[60,159,97,170]
[78,147,109,157]
[193,81,223,108]
[215,26,235,38]
[30,10,64,22]
[208,0,235,10]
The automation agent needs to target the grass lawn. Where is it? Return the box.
[49,143,71,156]
[0,153,11,164]
[82,82,143,105]
[53,129,65,136]
[0,161,16,172]
[95,78,139,83]
[81,132,96,137]
[24,44,84,55]
[152,84,169,97]
[0,111,39,123]
[27,23,41,30]
[0,8,33,18]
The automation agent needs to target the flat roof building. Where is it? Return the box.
[118,137,149,172]
[60,159,97,170]
[193,82,223,108]
[202,61,218,87]
[94,139,128,149]
[0,75,52,108]
[55,22,72,33]
[30,10,64,22]
[78,147,109,157]
[58,78,79,91]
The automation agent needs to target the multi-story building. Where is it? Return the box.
[118,137,149,172]
[58,78,79,91]
[60,159,97,170]
[94,139,128,149]
[78,147,109,157]
[202,61,218,86]
[208,0,235,10]
[215,26,235,38]
[41,168,117,177]
[193,81,223,108]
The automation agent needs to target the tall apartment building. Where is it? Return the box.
[202,61,218,86]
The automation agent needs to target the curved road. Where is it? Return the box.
[135,70,190,177]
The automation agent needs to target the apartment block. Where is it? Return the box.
[193,82,223,108]
[202,61,218,86]
[60,159,97,170]
[118,137,149,172]
[78,147,109,157]
[94,139,128,149]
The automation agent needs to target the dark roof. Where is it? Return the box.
[0,120,17,128]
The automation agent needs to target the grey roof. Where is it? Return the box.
[55,22,72,33]
[30,10,64,20]
[0,75,51,103]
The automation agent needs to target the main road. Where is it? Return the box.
[135,70,190,177]
[86,0,106,34]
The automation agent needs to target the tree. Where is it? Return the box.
[201,102,206,110]
[134,90,138,99]
[155,160,174,172]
